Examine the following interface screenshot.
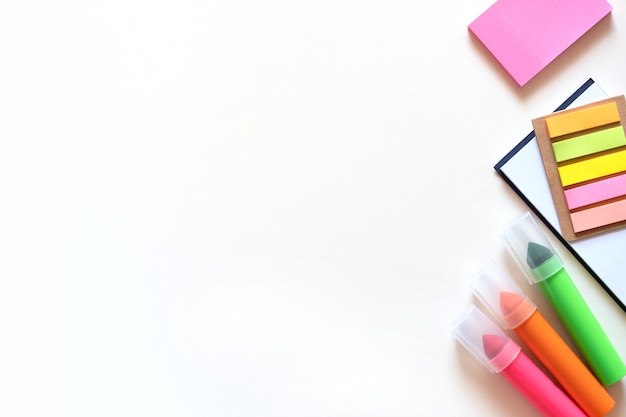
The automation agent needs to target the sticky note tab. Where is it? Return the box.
[469,0,612,87]
[552,126,626,162]
[564,173,626,210]
[570,199,626,232]
[546,102,620,138]
[558,149,626,187]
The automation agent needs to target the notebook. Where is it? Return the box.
[495,79,626,311]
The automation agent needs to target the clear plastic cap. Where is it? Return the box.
[452,305,521,373]
[501,212,564,284]
[470,262,537,329]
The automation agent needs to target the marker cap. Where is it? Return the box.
[452,305,521,373]
[501,212,564,284]
[470,262,537,329]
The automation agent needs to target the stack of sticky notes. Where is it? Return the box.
[532,96,626,240]
[469,0,612,86]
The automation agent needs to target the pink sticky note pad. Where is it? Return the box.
[469,0,612,86]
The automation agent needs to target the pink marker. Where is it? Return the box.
[452,306,586,417]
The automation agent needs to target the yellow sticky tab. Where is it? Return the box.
[558,149,626,186]
[546,102,620,138]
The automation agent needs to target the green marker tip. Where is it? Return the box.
[527,242,553,269]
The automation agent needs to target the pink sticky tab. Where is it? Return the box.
[469,0,612,86]
[564,173,626,210]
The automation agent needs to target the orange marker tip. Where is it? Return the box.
[500,291,526,315]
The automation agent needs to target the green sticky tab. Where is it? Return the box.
[552,126,626,163]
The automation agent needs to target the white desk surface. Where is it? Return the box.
[2,1,625,416]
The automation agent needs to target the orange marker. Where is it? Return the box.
[471,262,614,417]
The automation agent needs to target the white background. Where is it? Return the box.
[1,1,625,416]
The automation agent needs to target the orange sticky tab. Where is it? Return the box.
[545,102,620,138]
[570,199,626,233]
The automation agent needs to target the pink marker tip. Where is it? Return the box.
[482,334,508,360]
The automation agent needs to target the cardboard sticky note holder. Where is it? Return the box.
[532,96,626,241]
[469,0,612,86]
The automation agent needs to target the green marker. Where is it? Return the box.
[502,212,626,386]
